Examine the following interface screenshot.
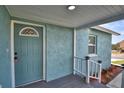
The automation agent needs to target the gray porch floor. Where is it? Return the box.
[18,74,108,88]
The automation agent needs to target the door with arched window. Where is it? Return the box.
[14,23,43,86]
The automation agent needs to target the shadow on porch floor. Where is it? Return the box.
[18,74,108,88]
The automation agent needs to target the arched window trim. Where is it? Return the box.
[19,27,39,37]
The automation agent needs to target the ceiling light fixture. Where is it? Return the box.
[67,5,76,11]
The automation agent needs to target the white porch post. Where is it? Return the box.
[98,60,102,83]
[85,56,90,84]
[73,28,76,75]
[43,26,46,80]
[11,20,15,88]
[98,64,102,83]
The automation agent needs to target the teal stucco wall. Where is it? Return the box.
[46,24,73,81]
[89,28,112,69]
[76,28,112,70]
[76,28,89,58]
[10,17,73,82]
[0,5,112,87]
[0,6,12,87]
[76,28,89,74]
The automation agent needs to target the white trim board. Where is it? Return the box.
[74,28,76,57]
[10,20,46,88]
[73,28,76,75]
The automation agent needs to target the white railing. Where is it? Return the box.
[73,56,86,76]
[87,59,102,83]
[74,56,102,84]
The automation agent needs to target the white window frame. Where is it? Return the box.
[88,35,97,54]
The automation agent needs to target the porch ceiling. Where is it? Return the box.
[6,5,124,28]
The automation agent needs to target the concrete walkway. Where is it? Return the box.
[107,70,124,88]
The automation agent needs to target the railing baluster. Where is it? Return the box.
[80,59,82,73]
[73,57,75,74]
[95,63,97,78]
[78,60,80,71]
[92,62,94,77]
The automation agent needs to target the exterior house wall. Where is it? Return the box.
[0,6,112,87]
[76,28,89,58]
[46,24,73,81]
[11,17,73,82]
[76,28,89,74]
[89,28,112,69]
[0,6,12,87]
[76,28,112,71]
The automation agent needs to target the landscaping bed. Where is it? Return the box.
[101,65,123,84]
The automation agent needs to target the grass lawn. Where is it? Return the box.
[112,60,124,65]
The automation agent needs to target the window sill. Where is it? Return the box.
[88,54,98,57]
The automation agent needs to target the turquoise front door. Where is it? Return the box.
[14,23,43,86]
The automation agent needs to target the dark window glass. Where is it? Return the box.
[89,36,95,44]
[88,35,96,54]
[88,46,96,54]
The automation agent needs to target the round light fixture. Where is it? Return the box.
[67,5,76,11]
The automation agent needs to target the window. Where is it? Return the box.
[19,27,39,37]
[88,35,97,54]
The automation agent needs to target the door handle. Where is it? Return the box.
[14,52,18,60]
[14,52,17,55]
[14,56,18,60]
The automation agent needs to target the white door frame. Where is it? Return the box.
[10,20,46,88]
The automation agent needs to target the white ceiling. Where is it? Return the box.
[6,5,124,28]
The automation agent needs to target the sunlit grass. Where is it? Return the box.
[112,60,124,65]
